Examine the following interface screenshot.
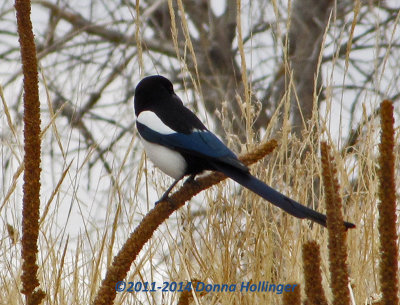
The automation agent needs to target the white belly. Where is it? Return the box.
[141,138,187,179]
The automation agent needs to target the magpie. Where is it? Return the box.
[134,75,355,229]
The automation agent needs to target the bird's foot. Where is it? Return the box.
[184,174,199,187]
[155,193,171,205]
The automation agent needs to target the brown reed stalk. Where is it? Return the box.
[93,140,277,305]
[282,283,301,305]
[15,0,45,304]
[378,100,399,305]
[320,142,350,305]
[303,241,328,305]
[177,286,191,305]
[176,280,206,305]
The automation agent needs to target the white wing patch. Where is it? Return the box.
[137,111,176,135]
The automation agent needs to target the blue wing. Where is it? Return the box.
[137,122,248,172]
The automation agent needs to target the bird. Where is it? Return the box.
[134,75,355,230]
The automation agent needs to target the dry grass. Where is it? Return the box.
[1,1,399,305]
[0,95,397,305]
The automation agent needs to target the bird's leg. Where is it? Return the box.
[155,175,185,205]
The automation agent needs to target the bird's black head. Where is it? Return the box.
[134,75,175,116]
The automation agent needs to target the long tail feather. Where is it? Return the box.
[213,163,355,229]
